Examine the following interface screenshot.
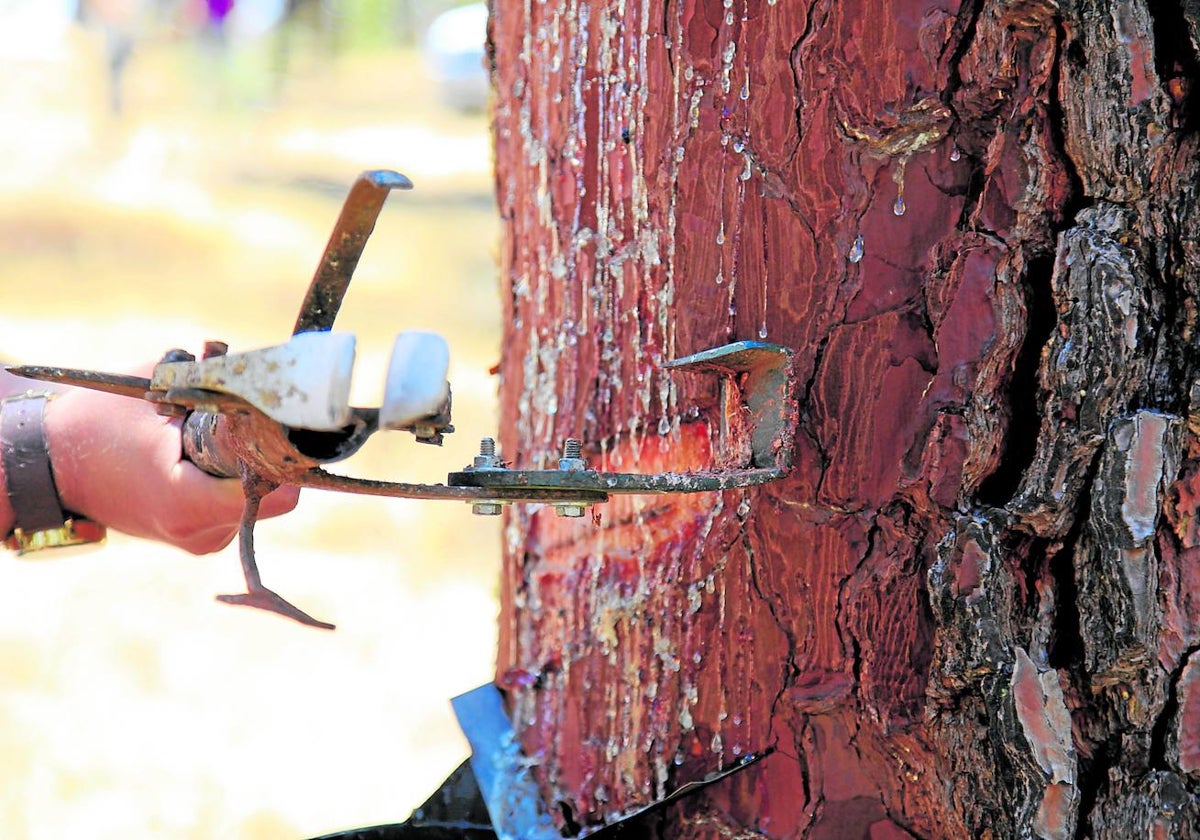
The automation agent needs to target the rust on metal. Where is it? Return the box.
[5,366,150,400]
[292,169,413,335]
[7,171,797,633]
[447,465,784,493]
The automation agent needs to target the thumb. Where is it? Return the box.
[258,484,301,519]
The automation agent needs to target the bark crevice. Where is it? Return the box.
[489,0,1200,834]
[976,254,1059,507]
[1146,0,1200,131]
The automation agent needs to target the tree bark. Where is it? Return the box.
[487,0,1200,836]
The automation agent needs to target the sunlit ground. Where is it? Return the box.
[0,10,500,839]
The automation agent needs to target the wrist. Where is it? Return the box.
[2,393,105,554]
[0,458,13,537]
[41,393,88,519]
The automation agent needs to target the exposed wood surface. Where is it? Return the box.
[488,0,1200,835]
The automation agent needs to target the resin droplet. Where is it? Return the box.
[758,326,768,338]
[848,234,864,263]
[893,195,906,216]
[950,146,961,162]
[716,224,726,245]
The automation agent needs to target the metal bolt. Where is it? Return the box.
[555,438,587,516]
[473,437,503,470]
[470,438,505,515]
[558,437,586,472]
[155,350,194,414]
[159,348,196,364]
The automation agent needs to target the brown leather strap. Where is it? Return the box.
[2,395,67,533]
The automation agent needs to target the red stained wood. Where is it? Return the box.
[488,0,1200,835]
[1178,654,1200,775]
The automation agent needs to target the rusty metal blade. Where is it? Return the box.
[6,365,151,399]
[293,169,413,335]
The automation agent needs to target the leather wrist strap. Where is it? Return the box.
[1,395,68,533]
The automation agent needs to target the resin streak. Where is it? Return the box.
[489,0,1200,835]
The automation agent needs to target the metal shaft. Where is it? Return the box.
[292,170,413,335]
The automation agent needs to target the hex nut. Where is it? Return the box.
[559,437,586,472]
[472,437,504,470]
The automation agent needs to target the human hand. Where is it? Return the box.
[42,383,299,555]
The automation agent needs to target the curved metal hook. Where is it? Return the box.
[292,169,414,335]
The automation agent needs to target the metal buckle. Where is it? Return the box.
[5,518,107,556]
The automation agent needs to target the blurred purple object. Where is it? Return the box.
[207,0,234,22]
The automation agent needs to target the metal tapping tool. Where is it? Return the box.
[9,170,797,630]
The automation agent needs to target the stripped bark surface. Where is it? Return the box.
[488,0,1200,835]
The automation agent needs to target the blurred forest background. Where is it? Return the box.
[0,1,500,837]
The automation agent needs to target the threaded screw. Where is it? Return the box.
[470,437,505,516]
[556,438,587,517]
[558,437,586,473]
[473,437,502,470]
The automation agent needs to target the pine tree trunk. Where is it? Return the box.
[486,0,1200,836]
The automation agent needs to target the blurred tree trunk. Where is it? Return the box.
[486,0,1200,836]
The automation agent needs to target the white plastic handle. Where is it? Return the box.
[380,331,451,430]
[152,332,356,431]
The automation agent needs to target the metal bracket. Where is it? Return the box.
[447,341,795,502]
[665,339,795,471]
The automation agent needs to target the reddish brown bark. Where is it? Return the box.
[488,0,1200,836]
